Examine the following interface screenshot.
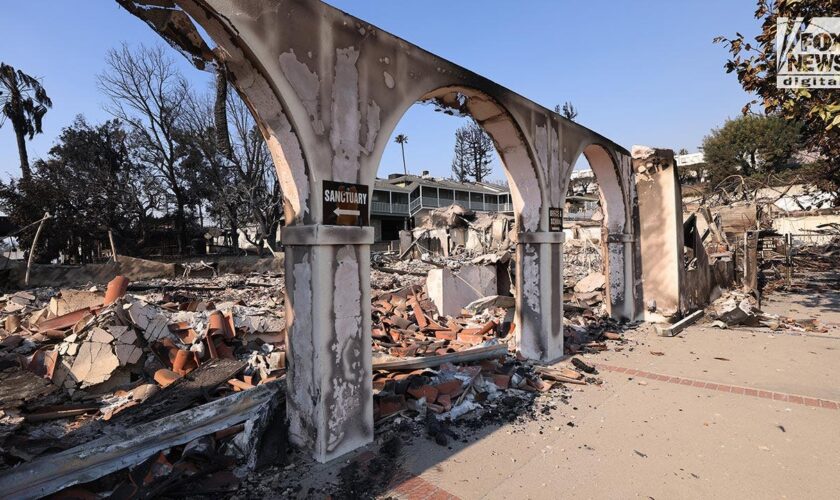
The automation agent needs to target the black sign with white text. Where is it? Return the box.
[322,180,370,226]
[549,207,563,232]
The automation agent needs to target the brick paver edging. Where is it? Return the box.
[387,469,461,500]
[349,449,461,500]
[596,363,840,410]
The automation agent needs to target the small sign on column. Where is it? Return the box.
[322,180,370,226]
[549,207,563,232]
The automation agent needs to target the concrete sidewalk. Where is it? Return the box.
[388,283,840,499]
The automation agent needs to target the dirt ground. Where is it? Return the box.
[243,273,840,500]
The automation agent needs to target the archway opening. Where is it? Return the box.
[370,102,508,250]
[564,153,606,314]
[565,143,630,320]
[366,86,542,352]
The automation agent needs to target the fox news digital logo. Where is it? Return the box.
[777,17,840,89]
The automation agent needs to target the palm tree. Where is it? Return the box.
[0,63,52,181]
[394,133,408,175]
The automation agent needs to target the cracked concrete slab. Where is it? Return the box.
[70,341,120,388]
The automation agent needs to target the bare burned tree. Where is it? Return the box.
[568,175,594,196]
[227,92,283,254]
[182,86,240,250]
[99,43,195,254]
[184,74,282,255]
[453,121,494,183]
[555,102,578,122]
[451,127,471,182]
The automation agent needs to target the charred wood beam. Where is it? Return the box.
[0,381,283,500]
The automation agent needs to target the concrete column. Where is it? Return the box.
[281,225,374,463]
[632,146,684,322]
[515,231,565,363]
[606,233,635,321]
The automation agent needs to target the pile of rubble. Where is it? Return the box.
[567,271,607,316]
[372,287,510,359]
[364,284,627,460]
[370,253,436,293]
[368,223,616,424]
[372,354,598,425]
[0,274,288,497]
[400,205,513,261]
[370,285,513,420]
[365,276,628,430]
[706,289,828,333]
[774,235,840,286]
[563,238,603,285]
[0,245,628,496]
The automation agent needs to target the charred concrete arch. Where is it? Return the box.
[369,85,559,365]
[565,141,642,321]
[367,85,547,233]
[118,0,639,462]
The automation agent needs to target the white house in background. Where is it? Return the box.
[0,213,24,260]
[570,168,594,182]
[569,168,598,195]
[675,152,705,167]
[370,171,513,242]
[675,152,707,183]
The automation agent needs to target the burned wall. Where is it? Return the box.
[682,215,712,313]
[633,146,684,321]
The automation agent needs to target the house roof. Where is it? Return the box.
[374,173,509,196]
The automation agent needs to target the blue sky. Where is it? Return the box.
[0,1,759,182]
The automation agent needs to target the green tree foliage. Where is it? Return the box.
[1,43,284,260]
[0,63,52,180]
[0,117,153,263]
[715,0,840,202]
[702,114,801,188]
